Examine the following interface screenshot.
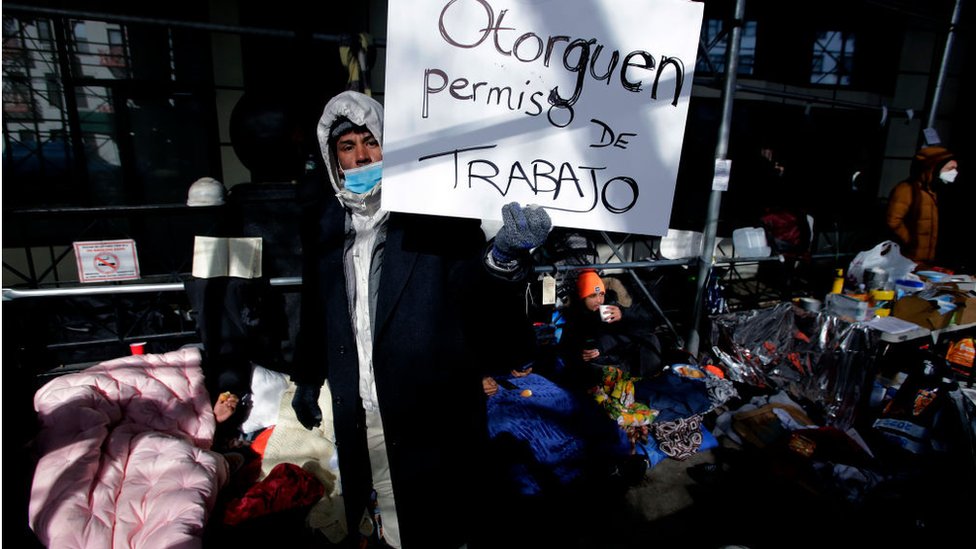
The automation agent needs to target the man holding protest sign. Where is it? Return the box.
[290,90,549,548]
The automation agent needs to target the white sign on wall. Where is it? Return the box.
[382,0,703,236]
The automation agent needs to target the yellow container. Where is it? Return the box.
[870,289,895,302]
[831,269,844,294]
[870,289,895,317]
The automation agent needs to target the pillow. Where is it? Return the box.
[240,364,289,434]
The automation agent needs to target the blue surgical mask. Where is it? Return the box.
[341,161,383,194]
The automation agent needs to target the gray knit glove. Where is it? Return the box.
[491,202,552,263]
[292,384,322,430]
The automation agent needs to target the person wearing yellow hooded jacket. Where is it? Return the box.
[885,145,958,263]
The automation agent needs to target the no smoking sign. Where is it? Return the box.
[74,240,141,282]
[94,252,120,274]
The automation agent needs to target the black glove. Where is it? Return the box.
[491,202,552,263]
[292,384,323,429]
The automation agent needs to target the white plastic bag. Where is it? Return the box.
[847,240,916,286]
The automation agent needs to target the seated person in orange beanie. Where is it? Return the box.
[557,270,664,391]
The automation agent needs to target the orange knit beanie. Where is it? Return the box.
[576,270,604,298]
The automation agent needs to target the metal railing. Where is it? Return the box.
[2,276,301,300]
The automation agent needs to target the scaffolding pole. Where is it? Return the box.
[926,0,964,131]
[687,0,746,356]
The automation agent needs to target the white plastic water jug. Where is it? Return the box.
[732,227,771,258]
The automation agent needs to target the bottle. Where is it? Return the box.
[831,268,844,294]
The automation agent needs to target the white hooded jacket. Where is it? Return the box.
[317,91,388,412]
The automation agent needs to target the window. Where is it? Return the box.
[3,13,216,209]
[101,26,128,75]
[3,71,34,118]
[72,21,89,53]
[697,19,757,75]
[68,20,131,79]
[36,19,52,42]
[46,72,62,108]
[811,31,854,86]
[74,86,89,109]
[107,28,123,47]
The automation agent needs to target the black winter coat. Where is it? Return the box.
[293,189,529,547]
[559,298,662,383]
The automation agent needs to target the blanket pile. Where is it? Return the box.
[29,347,229,549]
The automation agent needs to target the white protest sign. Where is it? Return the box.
[382,0,703,236]
[73,239,141,282]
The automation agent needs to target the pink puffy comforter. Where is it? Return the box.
[29,347,229,549]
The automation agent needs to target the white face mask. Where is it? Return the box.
[939,168,958,184]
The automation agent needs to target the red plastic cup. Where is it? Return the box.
[130,342,146,355]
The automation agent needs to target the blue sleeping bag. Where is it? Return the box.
[486,373,629,495]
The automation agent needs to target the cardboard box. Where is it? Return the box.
[891,289,976,329]
[932,286,976,325]
[949,290,976,325]
[891,296,952,330]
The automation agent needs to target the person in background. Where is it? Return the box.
[290,90,549,549]
[557,270,663,391]
[754,148,813,299]
[720,139,789,235]
[885,145,957,264]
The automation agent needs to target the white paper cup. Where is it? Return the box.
[599,305,613,322]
